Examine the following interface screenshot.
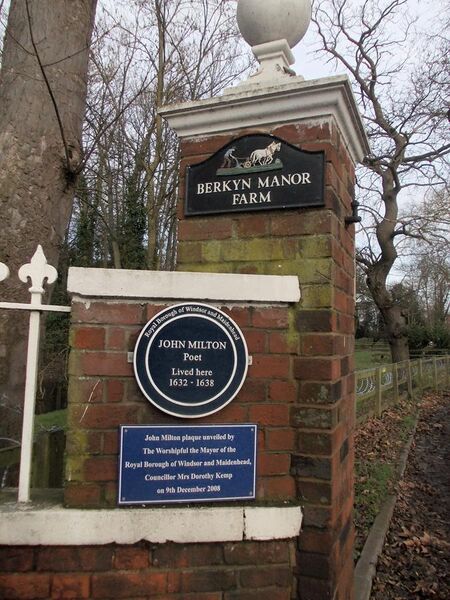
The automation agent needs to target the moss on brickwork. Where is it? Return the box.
[65,430,89,455]
[301,285,333,309]
[221,239,285,262]
[176,261,233,274]
[65,454,86,482]
[297,236,332,258]
[201,240,222,263]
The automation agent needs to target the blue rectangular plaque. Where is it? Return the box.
[118,424,257,505]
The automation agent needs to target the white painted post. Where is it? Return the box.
[0,246,70,502]
[17,247,58,502]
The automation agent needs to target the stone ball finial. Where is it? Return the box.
[237,0,312,49]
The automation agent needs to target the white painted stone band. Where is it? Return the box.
[67,267,301,304]
[0,505,302,545]
[159,75,369,165]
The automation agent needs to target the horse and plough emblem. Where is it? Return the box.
[217,140,283,175]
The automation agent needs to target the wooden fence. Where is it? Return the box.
[1,356,448,490]
[356,355,450,424]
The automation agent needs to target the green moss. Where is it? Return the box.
[177,262,233,273]
[65,430,88,454]
[222,239,285,262]
[201,241,222,263]
[65,454,86,482]
[301,285,333,308]
[297,236,332,258]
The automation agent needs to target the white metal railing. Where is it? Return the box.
[0,246,70,502]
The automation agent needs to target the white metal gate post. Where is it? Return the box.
[0,246,71,502]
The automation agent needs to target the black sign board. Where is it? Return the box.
[118,424,257,505]
[133,303,248,418]
[185,134,325,216]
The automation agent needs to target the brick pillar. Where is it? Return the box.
[161,76,368,600]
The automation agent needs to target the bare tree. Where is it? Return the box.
[0,0,97,438]
[70,0,250,272]
[313,0,450,361]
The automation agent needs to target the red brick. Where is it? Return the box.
[250,355,291,379]
[298,575,333,600]
[72,302,143,325]
[64,484,102,507]
[296,310,337,333]
[301,334,341,356]
[334,289,349,313]
[37,547,112,572]
[289,121,332,143]
[252,308,289,329]
[337,313,354,334]
[258,452,291,475]
[298,529,335,555]
[236,214,269,237]
[237,379,267,403]
[178,218,233,241]
[84,457,117,482]
[178,242,202,263]
[295,430,327,456]
[73,327,105,350]
[243,329,266,353]
[270,210,332,236]
[153,544,223,568]
[262,475,295,499]
[106,328,126,350]
[201,403,248,423]
[146,304,168,319]
[224,541,289,565]
[75,352,133,377]
[225,591,291,600]
[92,572,167,598]
[266,429,295,451]
[298,380,342,405]
[294,357,340,380]
[68,378,103,404]
[181,134,234,157]
[114,546,149,569]
[239,565,292,588]
[69,404,140,429]
[222,306,251,327]
[0,573,50,599]
[103,431,119,454]
[291,405,338,429]
[0,547,34,572]
[269,332,298,354]
[85,431,103,454]
[51,574,90,598]
[297,480,332,505]
[104,482,119,507]
[249,404,289,426]
[268,380,297,403]
[106,380,124,403]
[181,569,236,593]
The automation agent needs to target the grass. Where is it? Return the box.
[354,397,419,558]
[355,338,391,370]
[355,461,393,524]
[35,409,67,433]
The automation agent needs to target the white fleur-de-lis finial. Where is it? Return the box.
[18,245,58,294]
[0,261,9,282]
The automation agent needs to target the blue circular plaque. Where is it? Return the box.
[133,303,248,418]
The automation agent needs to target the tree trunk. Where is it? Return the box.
[382,305,410,363]
[0,0,97,440]
[367,265,410,363]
